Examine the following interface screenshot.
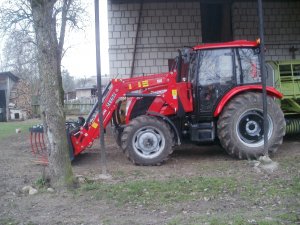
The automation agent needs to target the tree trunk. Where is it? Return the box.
[30,0,74,187]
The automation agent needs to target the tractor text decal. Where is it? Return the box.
[106,92,117,108]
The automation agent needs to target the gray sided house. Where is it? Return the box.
[0,72,19,122]
[75,86,97,99]
[107,0,300,78]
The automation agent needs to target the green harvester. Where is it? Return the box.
[268,60,300,135]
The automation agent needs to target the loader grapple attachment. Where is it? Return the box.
[29,125,48,164]
[29,120,80,164]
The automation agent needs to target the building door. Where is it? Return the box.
[0,90,6,122]
[201,3,232,43]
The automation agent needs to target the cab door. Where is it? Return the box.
[196,48,236,119]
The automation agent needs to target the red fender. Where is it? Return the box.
[214,85,283,117]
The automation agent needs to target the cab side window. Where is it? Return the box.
[237,48,261,84]
[188,52,198,84]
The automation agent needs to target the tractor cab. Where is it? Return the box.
[178,40,262,120]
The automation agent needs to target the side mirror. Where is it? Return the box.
[182,48,191,64]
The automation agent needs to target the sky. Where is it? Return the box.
[62,1,110,78]
[0,0,110,79]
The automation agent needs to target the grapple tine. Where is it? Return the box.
[34,132,40,153]
[30,130,36,155]
[41,132,46,150]
[39,132,48,164]
[38,132,43,152]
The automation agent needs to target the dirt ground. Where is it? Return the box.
[0,121,299,225]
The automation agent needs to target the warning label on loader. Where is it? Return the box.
[172,89,177,99]
[91,122,98,129]
[142,80,149,87]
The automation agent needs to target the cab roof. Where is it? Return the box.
[193,40,259,51]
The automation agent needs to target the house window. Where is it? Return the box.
[15,113,20,119]
[91,88,97,97]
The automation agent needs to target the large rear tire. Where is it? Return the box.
[121,115,173,165]
[217,92,285,159]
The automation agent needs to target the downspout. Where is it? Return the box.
[130,0,143,78]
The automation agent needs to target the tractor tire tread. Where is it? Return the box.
[217,92,285,159]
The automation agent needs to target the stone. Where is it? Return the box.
[77,177,86,184]
[76,175,88,184]
[29,187,38,195]
[258,156,273,164]
[22,185,32,193]
[91,174,113,181]
[257,156,279,173]
[47,187,55,193]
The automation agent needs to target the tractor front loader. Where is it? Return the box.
[30,40,286,165]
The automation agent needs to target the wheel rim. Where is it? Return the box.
[132,126,165,159]
[236,109,273,148]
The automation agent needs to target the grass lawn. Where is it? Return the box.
[0,119,41,139]
[76,174,300,224]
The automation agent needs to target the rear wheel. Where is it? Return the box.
[217,92,285,159]
[121,115,173,165]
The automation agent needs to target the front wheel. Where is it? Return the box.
[121,115,173,165]
[217,92,285,159]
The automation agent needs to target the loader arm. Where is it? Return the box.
[70,71,188,156]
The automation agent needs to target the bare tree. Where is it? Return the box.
[0,0,87,187]
[62,69,75,93]
[2,30,39,94]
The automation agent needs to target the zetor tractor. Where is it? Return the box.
[31,40,286,165]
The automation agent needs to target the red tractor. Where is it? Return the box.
[31,40,286,165]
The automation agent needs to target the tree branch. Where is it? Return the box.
[58,0,72,60]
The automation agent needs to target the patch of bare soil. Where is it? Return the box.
[0,126,299,225]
